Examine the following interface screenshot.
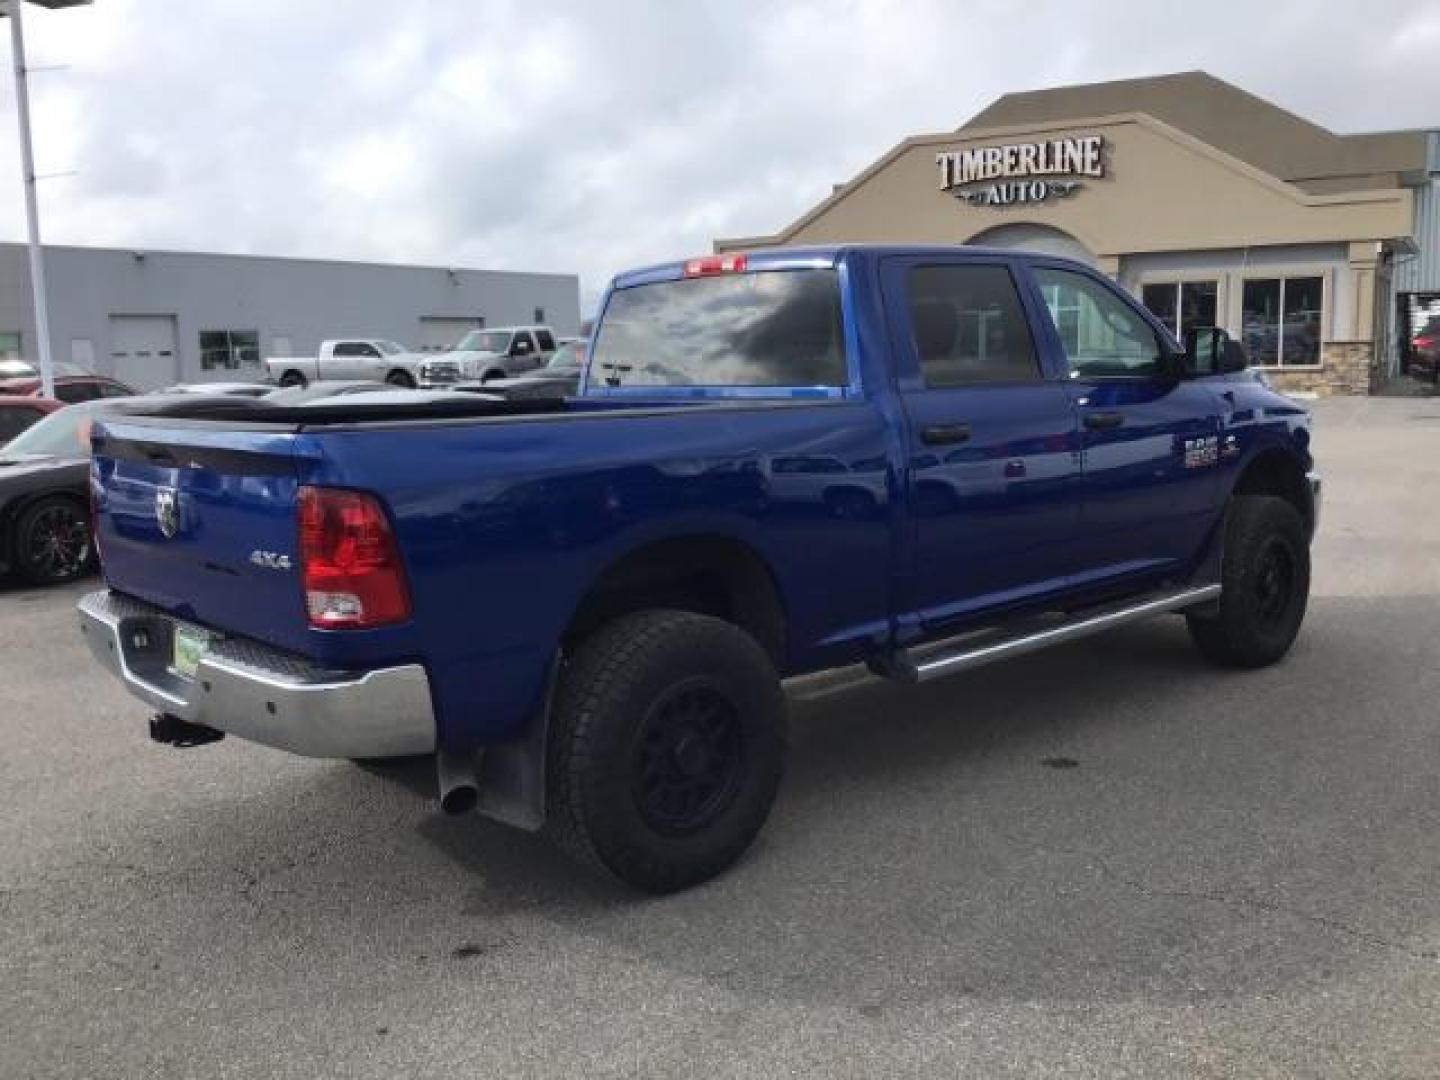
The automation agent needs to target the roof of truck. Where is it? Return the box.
[612,244,1087,288]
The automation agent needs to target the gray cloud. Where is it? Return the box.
[1,0,1437,313]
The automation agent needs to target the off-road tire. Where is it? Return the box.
[546,610,786,893]
[384,369,416,388]
[1187,495,1309,668]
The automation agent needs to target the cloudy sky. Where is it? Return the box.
[2,0,1439,311]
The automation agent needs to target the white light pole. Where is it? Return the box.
[2,0,88,399]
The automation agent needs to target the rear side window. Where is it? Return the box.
[906,265,1039,386]
[591,269,846,388]
[535,329,556,351]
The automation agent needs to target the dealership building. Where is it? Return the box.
[719,71,1440,395]
[0,244,581,390]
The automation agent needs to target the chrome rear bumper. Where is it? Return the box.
[77,590,435,759]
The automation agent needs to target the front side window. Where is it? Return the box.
[1242,276,1322,367]
[200,330,260,369]
[1034,267,1166,378]
[591,269,847,388]
[905,264,1039,386]
[535,329,556,351]
[1141,281,1218,339]
[456,330,512,354]
[0,331,21,361]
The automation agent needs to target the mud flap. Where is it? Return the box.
[473,658,557,831]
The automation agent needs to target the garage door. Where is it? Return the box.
[109,315,179,390]
[419,316,483,353]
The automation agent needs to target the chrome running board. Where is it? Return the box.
[883,584,1222,684]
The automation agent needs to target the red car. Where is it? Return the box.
[0,374,137,403]
[0,396,63,445]
[1410,318,1440,380]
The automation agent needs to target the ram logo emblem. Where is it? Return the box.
[154,487,179,538]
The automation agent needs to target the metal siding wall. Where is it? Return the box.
[1394,180,1440,294]
[1394,133,1440,295]
[0,244,582,384]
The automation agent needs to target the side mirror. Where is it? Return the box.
[1181,326,1248,377]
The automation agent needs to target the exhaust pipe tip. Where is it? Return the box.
[440,783,479,815]
[436,748,479,815]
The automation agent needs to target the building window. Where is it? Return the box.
[1242,276,1323,367]
[533,306,545,324]
[1140,281,1217,339]
[199,330,260,370]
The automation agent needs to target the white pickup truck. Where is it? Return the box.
[265,339,427,388]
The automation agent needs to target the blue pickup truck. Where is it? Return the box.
[78,245,1319,892]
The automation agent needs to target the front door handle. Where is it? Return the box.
[920,423,971,446]
[1083,411,1124,430]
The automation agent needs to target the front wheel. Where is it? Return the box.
[547,610,786,893]
[13,495,93,586]
[384,369,416,388]
[1187,495,1310,668]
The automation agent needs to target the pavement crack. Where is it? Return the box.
[994,828,1438,964]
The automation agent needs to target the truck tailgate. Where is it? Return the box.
[92,420,314,655]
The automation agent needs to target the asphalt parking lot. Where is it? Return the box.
[3,396,1437,1079]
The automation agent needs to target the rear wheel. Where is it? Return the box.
[384,369,416,388]
[481,369,504,384]
[13,495,93,586]
[279,370,307,388]
[547,610,786,893]
[1187,495,1309,668]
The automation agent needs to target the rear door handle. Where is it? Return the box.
[1083,411,1124,430]
[920,423,971,446]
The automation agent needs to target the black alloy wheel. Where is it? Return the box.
[1252,537,1296,628]
[633,681,745,836]
[15,496,93,586]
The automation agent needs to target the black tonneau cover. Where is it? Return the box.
[115,393,573,427]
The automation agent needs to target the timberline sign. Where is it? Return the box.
[936,134,1106,207]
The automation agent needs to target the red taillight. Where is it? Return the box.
[683,253,747,277]
[1414,334,1436,349]
[296,486,411,629]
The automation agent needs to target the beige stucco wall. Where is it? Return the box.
[720,113,1412,266]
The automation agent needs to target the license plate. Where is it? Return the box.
[170,623,211,679]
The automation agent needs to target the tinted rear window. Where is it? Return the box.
[590,269,847,388]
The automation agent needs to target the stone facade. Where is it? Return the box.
[1267,342,1377,396]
